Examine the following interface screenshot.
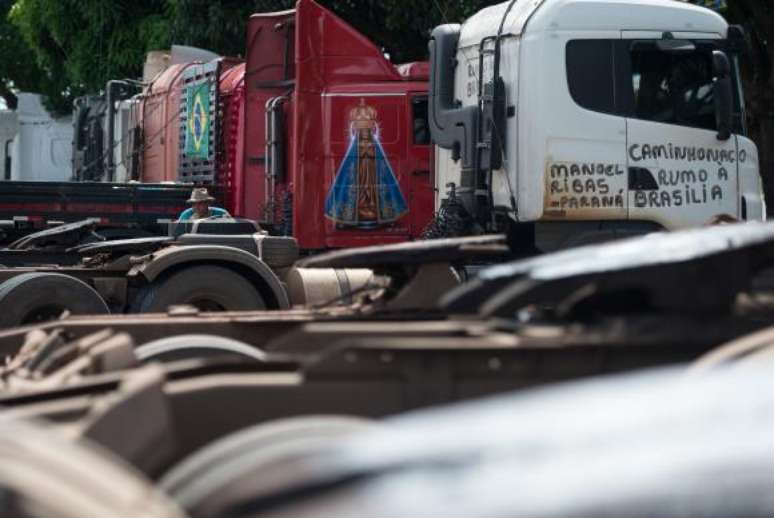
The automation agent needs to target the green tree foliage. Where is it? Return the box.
[0,0,61,110]
[3,0,496,114]
[166,0,254,58]
[682,0,774,203]
[166,0,500,63]
[9,0,171,114]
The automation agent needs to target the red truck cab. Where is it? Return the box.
[242,0,433,250]
[138,0,432,251]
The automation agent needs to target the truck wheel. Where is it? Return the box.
[135,334,266,363]
[159,415,373,513]
[0,418,182,518]
[133,265,266,313]
[0,273,109,328]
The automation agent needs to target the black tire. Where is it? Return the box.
[0,273,109,328]
[0,418,182,518]
[159,415,373,514]
[135,334,266,363]
[132,265,266,313]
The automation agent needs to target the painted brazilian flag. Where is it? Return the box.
[185,83,210,159]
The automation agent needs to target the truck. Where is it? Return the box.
[0,89,193,243]
[2,93,73,183]
[79,0,767,254]
[0,217,384,329]
[0,50,226,243]
[131,0,434,251]
[3,0,758,253]
[0,0,438,328]
[5,0,434,251]
[428,0,765,251]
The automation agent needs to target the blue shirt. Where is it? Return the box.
[178,207,230,221]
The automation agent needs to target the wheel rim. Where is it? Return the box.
[21,304,67,324]
[187,297,228,312]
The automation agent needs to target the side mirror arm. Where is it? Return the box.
[713,50,734,141]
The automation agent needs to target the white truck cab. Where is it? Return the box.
[430,0,765,251]
[8,93,72,182]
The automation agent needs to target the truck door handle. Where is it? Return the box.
[628,167,658,190]
[412,170,430,176]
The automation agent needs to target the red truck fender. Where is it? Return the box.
[128,245,290,310]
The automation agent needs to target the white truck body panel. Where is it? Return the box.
[9,93,72,182]
[437,37,521,213]
[738,136,765,221]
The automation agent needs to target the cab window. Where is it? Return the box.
[411,96,430,145]
[566,39,617,115]
[630,45,716,131]
[566,39,744,134]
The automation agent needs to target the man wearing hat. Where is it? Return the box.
[178,188,231,221]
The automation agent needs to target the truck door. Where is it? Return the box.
[544,38,628,223]
[623,32,739,229]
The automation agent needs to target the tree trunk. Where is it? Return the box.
[728,0,774,210]
[747,86,774,205]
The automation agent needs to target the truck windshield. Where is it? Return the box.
[566,38,746,135]
[630,41,745,134]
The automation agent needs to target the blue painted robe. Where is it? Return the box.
[325,129,408,228]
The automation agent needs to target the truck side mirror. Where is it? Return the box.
[713,50,733,141]
[428,25,479,171]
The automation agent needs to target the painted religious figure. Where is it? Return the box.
[324,99,408,229]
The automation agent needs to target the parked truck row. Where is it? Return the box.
[2,0,435,250]
[429,0,764,249]
[0,1,769,513]
[0,0,764,327]
[1,0,762,252]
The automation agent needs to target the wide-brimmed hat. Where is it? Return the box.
[187,188,215,203]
